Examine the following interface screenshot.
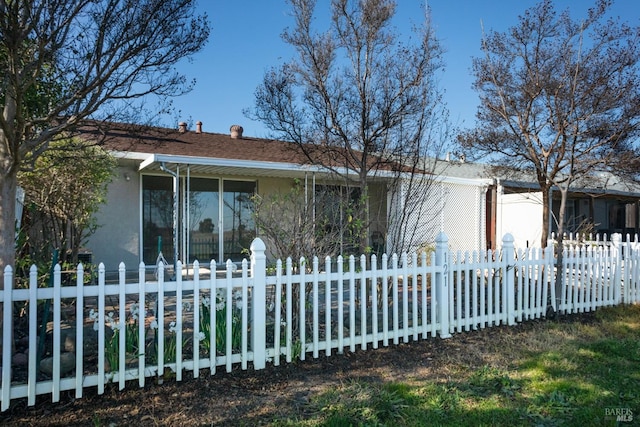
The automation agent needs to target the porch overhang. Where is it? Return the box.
[128,153,397,184]
[136,153,326,178]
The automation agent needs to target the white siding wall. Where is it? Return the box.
[496,189,543,250]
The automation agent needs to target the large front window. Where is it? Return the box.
[142,175,255,266]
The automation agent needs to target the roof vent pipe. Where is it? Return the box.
[230,124,243,139]
[196,121,202,133]
[178,122,187,133]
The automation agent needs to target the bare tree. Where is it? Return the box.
[0,0,210,281]
[458,0,640,313]
[252,179,360,262]
[246,0,448,255]
[459,0,640,249]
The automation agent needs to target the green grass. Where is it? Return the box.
[272,304,640,426]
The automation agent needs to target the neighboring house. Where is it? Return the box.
[496,169,640,249]
[83,122,390,270]
[403,156,640,254]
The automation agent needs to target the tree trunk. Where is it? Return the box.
[0,169,18,356]
[540,185,551,248]
[360,179,370,256]
[0,170,17,285]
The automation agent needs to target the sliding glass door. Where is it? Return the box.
[186,178,219,264]
[142,175,174,265]
[223,180,256,261]
[142,174,255,266]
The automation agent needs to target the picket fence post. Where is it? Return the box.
[250,238,267,370]
[611,233,622,304]
[2,266,13,411]
[502,234,516,326]
[435,233,451,338]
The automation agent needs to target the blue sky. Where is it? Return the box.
[170,1,640,138]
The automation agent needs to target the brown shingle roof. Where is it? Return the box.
[75,121,414,178]
[77,122,312,165]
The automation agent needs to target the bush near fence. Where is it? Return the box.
[1,232,639,411]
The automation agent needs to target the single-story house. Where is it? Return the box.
[83,122,640,268]
[84,122,393,270]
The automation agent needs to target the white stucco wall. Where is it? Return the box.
[86,164,140,270]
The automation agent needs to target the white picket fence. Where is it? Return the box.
[1,232,639,411]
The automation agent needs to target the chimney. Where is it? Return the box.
[178,121,187,133]
[196,121,202,134]
[230,124,243,139]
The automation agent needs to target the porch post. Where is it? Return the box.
[250,238,267,369]
[173,166,179,270]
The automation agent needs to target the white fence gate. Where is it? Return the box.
[1,233,639,410]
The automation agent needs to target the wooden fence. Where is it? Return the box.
[1,233,639,410]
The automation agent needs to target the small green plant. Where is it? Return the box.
[91,413,103,427]
[150,321,190,365]
[104,327,119,373]
[199,289,243,355]
[90,301,193,372]
[90,303,142,372]
[163,328,178,364]
[291,339,302,361]
[59,260,98,285]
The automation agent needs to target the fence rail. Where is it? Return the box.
[1,232,639,410]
